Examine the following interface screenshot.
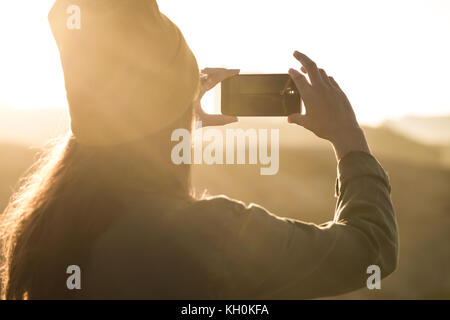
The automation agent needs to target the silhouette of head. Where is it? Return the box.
[49,0,200,146]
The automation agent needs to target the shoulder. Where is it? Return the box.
[90,195,285,255]
[183,194,279,220]
[168,195,283,233]
[88,195,279,263]
[169,195,290,246]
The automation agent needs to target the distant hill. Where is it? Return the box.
[198,118,449,168]
[383,115,450,145]
[1,106,448,151]
[0,107,69,147]
[363,126,446,167]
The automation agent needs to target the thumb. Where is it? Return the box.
[202,114,238,127]
[287,113,309,128]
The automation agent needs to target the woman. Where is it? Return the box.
[0,0,398,299]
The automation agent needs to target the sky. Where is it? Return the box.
[0,0,449,125]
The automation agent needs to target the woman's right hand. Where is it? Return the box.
[287,51,371,160]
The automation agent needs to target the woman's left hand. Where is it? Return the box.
[193,68,240,127]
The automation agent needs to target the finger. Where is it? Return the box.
[210,69,240,82]
[194,99,238,126]
[293,51,321,85]
[202,67,228,73]
[201,114,238,127]
[329,76,341,90]
[288,68,311,94]
[300,66,307,73]
[287,113,309,128]
[202,68,240,77]
[204,69,240,90]
[319,68,331,86]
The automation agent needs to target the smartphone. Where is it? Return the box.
[221,74,301,116]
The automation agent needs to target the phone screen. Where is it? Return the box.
[221,74,301,116]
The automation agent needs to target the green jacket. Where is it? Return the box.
[84,151,398,299]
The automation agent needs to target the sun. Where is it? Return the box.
[0,1,67,109]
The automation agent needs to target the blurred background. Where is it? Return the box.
[0,0,449,299]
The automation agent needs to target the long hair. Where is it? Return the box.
[0,108,194,299]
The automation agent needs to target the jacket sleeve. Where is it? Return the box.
[216,151,399,299]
